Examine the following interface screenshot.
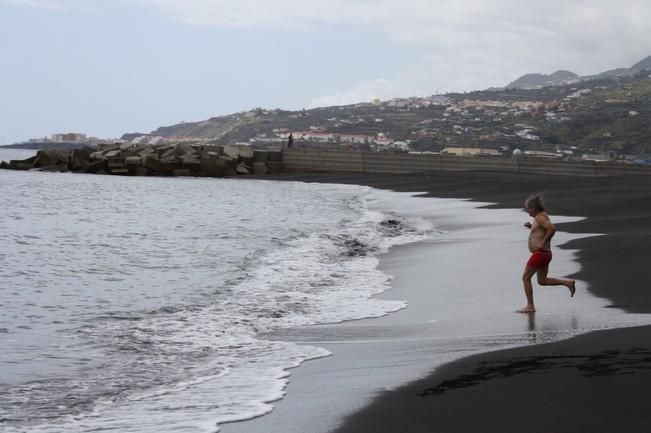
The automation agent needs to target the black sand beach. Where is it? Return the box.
[262,171,651,433]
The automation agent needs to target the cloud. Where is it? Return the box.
[9,1,650,76]
[6,0,651,111]
[122,0,319,28]
[307,78,412,108]
[7,1,651,70]
[108,0,651,108]
[123,1,651,72]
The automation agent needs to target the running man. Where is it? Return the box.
[518,193,576,313]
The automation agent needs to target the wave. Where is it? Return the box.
[0,186,437,433]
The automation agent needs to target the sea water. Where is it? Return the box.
[0,150,436,432]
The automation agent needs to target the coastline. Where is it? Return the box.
[258,170,651,313]
[223,171,651,433]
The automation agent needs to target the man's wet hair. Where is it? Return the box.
[524,193,545,211]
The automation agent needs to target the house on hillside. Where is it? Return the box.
[442,146,501,156]
[291,131,334,143]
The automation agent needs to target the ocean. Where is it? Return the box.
[5,149,651,433]
[0,149,436,432]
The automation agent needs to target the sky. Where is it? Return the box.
[1,0,650,144]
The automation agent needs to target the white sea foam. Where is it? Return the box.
[0,169,438,433]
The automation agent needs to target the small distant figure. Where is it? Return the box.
[518,193,576,313]
[287,133,294,149]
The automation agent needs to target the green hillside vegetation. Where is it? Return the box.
[536,75,651,154]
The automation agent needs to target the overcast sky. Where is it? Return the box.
[1,0,650,143]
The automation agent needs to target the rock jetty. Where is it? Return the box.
[0,143,283,177]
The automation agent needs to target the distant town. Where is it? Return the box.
[6,132,117,150]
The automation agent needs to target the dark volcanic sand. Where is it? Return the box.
[260,171,651,433]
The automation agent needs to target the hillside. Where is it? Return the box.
[505,54,650,89]
[506,70,579,89]
[631,55,651,71]
[124,64,651,158]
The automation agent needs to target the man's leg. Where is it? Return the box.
[536,267,576,297]
[518,266,537,313]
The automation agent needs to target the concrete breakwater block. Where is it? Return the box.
[200,156,227,177]
[267,151,282,162]
[110,168,130,175]
[143,155,161,171]
[108,159,126,169]
[224,144,254,160]
[125,156,142,166]
[254,150,268,163]
[173,169,192,177]
[9,162,34,170]
[158,161,183,172]
[105,149,122,158]
[8,155,38,170]
[253,162,268,174]
[33,163,68,172]
[181,156,201,167]
[86,160,107,173]
[70,149,94,171]
[235,162,250,175]
[267,161,283,173]
[33,149,70,168]
[202,145,224,154]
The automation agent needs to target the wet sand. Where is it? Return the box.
[333,324,651,433]
[225,171,651,433]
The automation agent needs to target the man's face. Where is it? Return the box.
[524,207,537,217]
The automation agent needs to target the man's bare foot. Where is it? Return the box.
[569,280,576,297]
[517,306,536,313]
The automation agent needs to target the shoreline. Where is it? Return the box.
[228,171,651,433]
[220,176,651,433]
[256,171,651,312]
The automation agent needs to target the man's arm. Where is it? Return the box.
[535,213,556,247]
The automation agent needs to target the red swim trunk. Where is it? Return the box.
[527,250,552,268]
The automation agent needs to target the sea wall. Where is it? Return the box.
[282,149,651,177]
[0,143,283,177]
[4,146,651,178]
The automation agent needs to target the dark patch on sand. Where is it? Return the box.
[420,347,651,396]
